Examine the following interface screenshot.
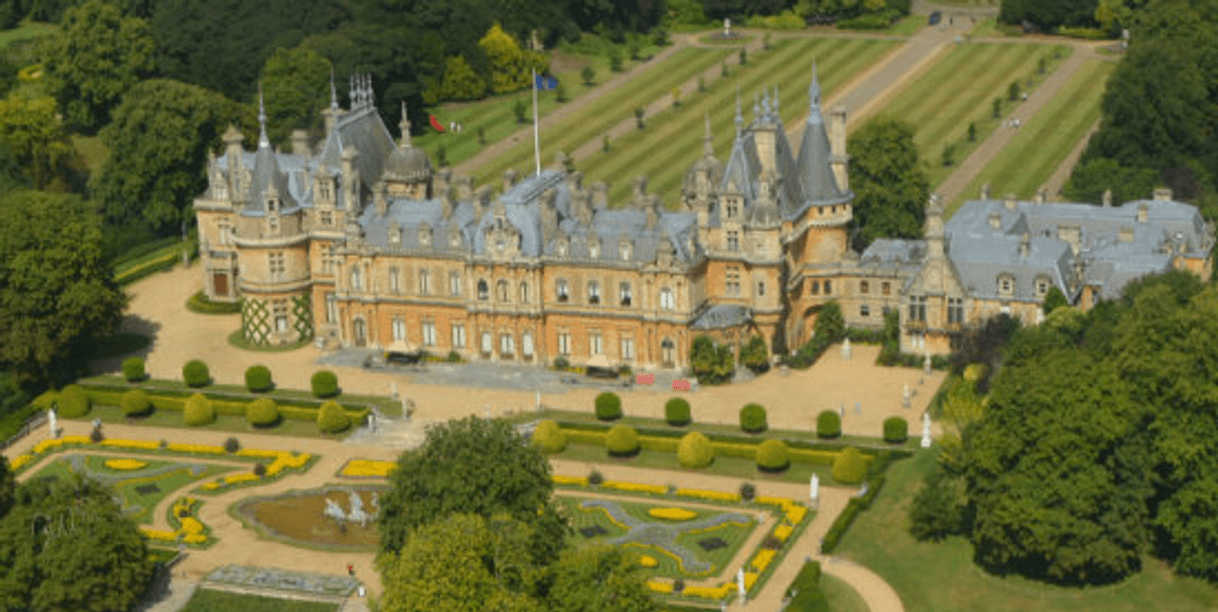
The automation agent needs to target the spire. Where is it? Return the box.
[703,112,714,156]
[329,66,337,111]
[399,101,412,148]
[365,74,374,107]
[257,82,269,148]
[761,88,771,119]
[809,63,821,110]
[735,85,743,135]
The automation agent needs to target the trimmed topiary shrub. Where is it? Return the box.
[183,393,215,426]
[588,469,604,485]
[244,365,273,393]
[224,437,241,454]
[317,400,350,433]
[531,420,566,453]
[311,370,339,398]
[246,398,280,427]
[606,424,640,457]
[121,357,145,382]
[665,397,691,426]
[832,447,867,484]
[595,392,622,421]
[58,384,91,418]
[253,462,267,477]
[677,432,714,468]
[121,389,153,417]
[182,360,210,388]
[739,403,767,434]
[883,417,909,444]
[817,410,841,439]
[739,482,756,502]
[757,439,790,472]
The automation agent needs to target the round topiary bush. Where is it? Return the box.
[244,365,273,393]
[224,437,241,454]
[182,360,210,388]
[817,410,841,439]
[316,400,350,433]
[739,403,767,434]
[963,363,988,383]
[183,393,215,426]
[739,482,756,502]
[757,439,790,472]
[605,424,640,457]
[311,370,339,398]
[595,392,622,421]
[884,416,909,444]
[832,446,867,484]
[677,432,714,468]
[121,357,145,382]
[246,398,280,427]
[121,389,152,417]
[531,420,566,454]
[57,385,91,418]
[665,397,691,426]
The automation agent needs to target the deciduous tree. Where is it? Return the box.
[545,546,659,612]
[0,97,80,191]
[846,116,929,251]
[260,47,332,149]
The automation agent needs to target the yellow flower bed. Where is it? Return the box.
[675,488,741,502]
[686,519,751,535]
[235,449,282,459]
[786,505,808,525]
[646,580,673,594]
[100,439,161,450]
[224,473,260,485]
[62,435,90,444]
[32,439,64,455]
[745,572,758,591]
[551,475,588,487]
[140,527,178,541]
[683,583,733,599]
[647,507,698,521]
[182,534,207,545]
[201,481,223,491]
[10,455,33,470]
[773,524,793,542]
[167,443,225,454]
[756,496,792,509]
[179,517,205,535]
[601,481,667,495]
[752,549,776,572]
[103,458,148,470]
[638,555,659,568]
[341,459,396,477]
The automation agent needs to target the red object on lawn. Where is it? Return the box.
[428,115,445,132]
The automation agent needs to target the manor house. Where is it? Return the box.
[194,72,1214,369]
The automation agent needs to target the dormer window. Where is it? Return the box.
[557,279,569,302]
[589,240,600,260]
[449,228,462,248]
[619,241,632,261]
[419,225,433,246]
[389,224,401,245]
[266,197,278,213]
[998,274,1014,296]
[727,202,738,218]
[319,211,333,226]
[267,215,279,233]
[588,281,600,304]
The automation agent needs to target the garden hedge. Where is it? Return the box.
[182,360,210,388]
[883,417,908,444]
[831,446,867,484]
[121,389,153,417]
[595,392,622,421]
[58,385,90,418]
[739,403,767,433]
[756,439,790,472]
[784,561,829,612]
[311,370,339,398]
[74,384,370,426]
[316,400,350,433]
[532,419,566,454]
[244,365,273,393]
[246,398,280,427]
[677,432,714,468]
[816,410,841,439]
[605,424,640,457]
[121,357,145,383]
[665,397,691,426]
[184,393,215,426]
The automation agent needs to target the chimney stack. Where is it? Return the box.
[988,212,1001,230]
[1137,203,1148,223]
[1004,193,1017,210]
[474,186,493,219]
[1153,187,1173,202]
[592,181,609,209]
[981,183,991,200]
[1019,231,1030,257]
[291,130,311,157]
[503,169,518,191]
[1102,189,1112,207]
[455,175,473,201]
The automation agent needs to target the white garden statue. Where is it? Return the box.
[809,474,819,507]
[324,498,347,522]
[737,567,746,601]
[921,412,933,448]
[47,407,59,440]
[347,490,369,526]
[841,338,852,360]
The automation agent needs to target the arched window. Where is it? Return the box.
[477,279,489,301]
[661,338,675,368]
[520,281,529,303]
[497,279,509,302]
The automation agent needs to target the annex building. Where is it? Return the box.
[194,72,1214,369]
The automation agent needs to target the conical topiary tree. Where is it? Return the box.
[317,400,350,433]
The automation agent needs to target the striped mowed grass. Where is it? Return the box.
[882,42,1072,188]
[579,37,899,208]
[472,46,735,186]
[950,60,1116,215]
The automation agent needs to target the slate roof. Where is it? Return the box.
[860,239,926,265]
[317,106,397,193]
[691,304,752,330]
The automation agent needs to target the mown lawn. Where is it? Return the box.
[411,33,672,168]
[181,588,339,612]
[882,42,1072,189]
[833,448,1218,612]
[950,60,1115,214]
[821,572,870,612]
[575,37,898,208]
[0,20,56,47]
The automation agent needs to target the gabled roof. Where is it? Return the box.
[317,107,397,191]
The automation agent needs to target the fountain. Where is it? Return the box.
[347,490,370,527]
[324,498,347,523]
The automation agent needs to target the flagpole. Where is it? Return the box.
[532,30,541,176]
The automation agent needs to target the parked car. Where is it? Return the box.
[929,11,942,25]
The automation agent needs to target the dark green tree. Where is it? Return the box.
[259,46,332,149]
[41,0,156,134]
[1041,286,1068,314]
[0,190,128,389]
[378,416,569,564]
[1062,157,1159,205]
[546,545,659,612]
[0,475,156,611]
[846,116,930,250]
[0,97,81,191]
[91,79,252,233]
[689,335,733,384]
[814,301,845,342]
[739,335,769,374]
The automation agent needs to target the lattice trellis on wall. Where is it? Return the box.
[292,294,314,342]
[241,298,271,345]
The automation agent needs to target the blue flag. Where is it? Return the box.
[535,75,559,90]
